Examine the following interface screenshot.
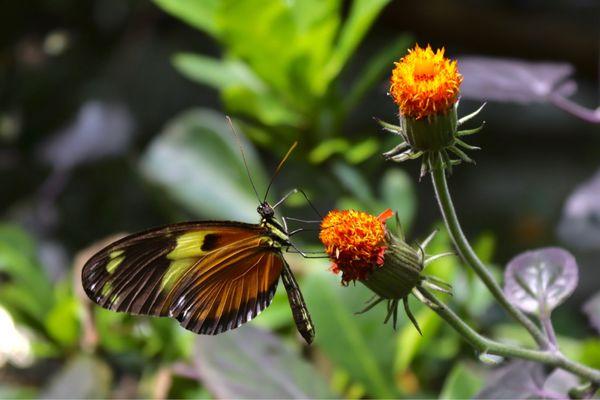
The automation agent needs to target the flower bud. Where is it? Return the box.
[320,208,453,333]
[381,44,485,176]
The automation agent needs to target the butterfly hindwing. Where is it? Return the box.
[82,221,283,335]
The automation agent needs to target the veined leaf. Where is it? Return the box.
[503,247,578,316]
[193,325,334,399]
[140,109,269,221]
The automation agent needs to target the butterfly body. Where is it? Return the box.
[82,201,315,344]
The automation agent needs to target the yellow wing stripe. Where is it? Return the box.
[167,231,213,260]
[161,258,197,291]
[106,255,125,274]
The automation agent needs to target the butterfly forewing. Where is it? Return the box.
[82,221,283,335]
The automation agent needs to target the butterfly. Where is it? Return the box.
[81,125,316,344]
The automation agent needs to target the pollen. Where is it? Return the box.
[319,209,393,284]
[390,44,462,120]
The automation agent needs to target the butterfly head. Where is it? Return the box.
[257,202,275,219]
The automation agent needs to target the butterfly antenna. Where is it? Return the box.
[264,141,297,202]
[226,116,260,203]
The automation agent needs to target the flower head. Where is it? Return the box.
[390,44,462,120]
[319,209,393,284]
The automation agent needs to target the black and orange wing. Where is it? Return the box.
[81,221,283,335]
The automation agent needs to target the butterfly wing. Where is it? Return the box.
[82,222,283,335]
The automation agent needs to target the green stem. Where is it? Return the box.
[428,155,549,349]
[418,287,600,385]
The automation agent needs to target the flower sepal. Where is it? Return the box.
[381,102,486,178]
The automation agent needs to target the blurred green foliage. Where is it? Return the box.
[155,0,411,159]
[1,0,598,399]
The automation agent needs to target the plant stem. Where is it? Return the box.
[540,313,558,349]
[428,156,549,349]
[418,287,600,385]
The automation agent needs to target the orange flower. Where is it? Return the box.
[319,209,394,284]
[390,44,462,120]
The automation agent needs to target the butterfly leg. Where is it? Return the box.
[286,242,328,258]
[281,260,315,344]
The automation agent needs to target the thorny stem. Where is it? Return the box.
[418,287,600,385]
[428,155,549,349]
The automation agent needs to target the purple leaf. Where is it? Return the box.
[458,56,575,104]
[504,248,578,315]
[39,101,134,170]
[476,360,548,399]
[558,170,600,249]
[583,292,600,334]
[192,325,333,399]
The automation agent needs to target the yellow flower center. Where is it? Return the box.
[413,59,436,79]
[390,44,462,120]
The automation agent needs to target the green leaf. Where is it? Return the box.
[331,161,374,204]
[308,138,350,164]
[216,0,342,101]
[394,227,459,373]
[342,35,412,114]
[192,325,334,398]
[251,285,295,331]
[323,0,391,84]
[222,86,304,127]
[172,53,265,92]
[345,138,379,164]
[0,225,54,323]
[394,303,441,374]
[44,293,80,347]
[303,267,399,398]
[140,108,269,221]
[153,0,220,36]
[439,362,485,399]
[380,169,416,230]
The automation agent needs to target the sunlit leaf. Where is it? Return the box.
[459,56,575,103]
[172,53,265,92]
[44,292,80,347]
[583,291,600,334]
[504,247,578,316]
[308,138,350,164]
[222,86,304,127]
[557,170,600,250]
[140,109,269,221]
[153,0,220,36]
[192,325,334,399]
[345,138,379,164]
[0,225,54,323]
[394,304,441,374]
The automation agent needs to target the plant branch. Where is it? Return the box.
[418,287,600,385]
[428,155,549,349]
[540,313,558,349]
